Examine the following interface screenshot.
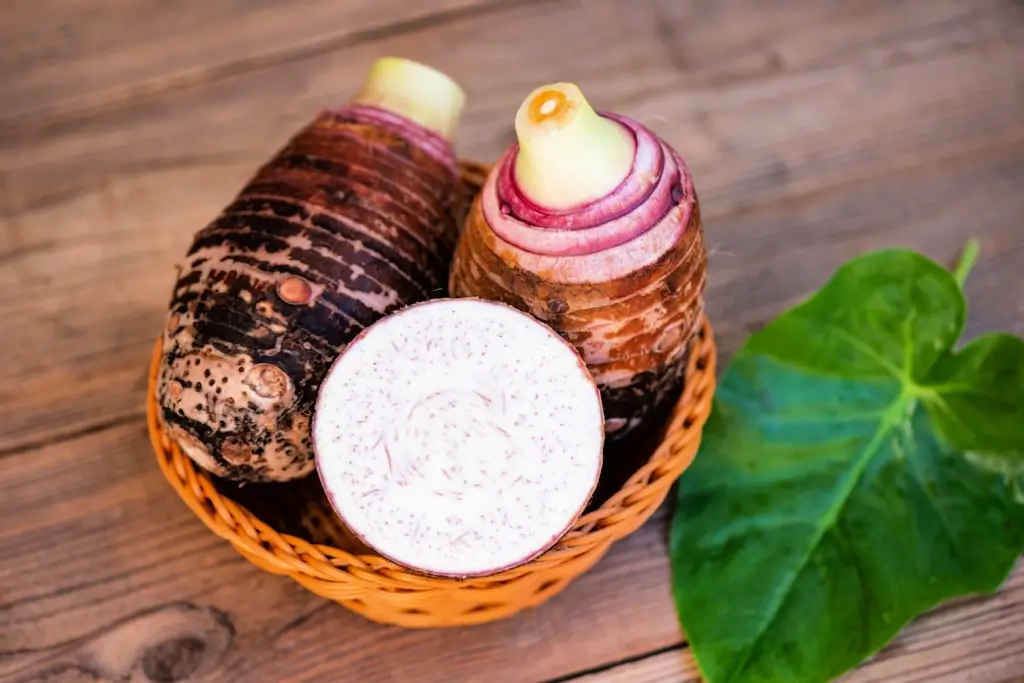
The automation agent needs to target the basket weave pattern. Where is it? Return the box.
[146,161,718,629]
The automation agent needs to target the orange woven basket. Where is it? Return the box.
[146,160,718,629]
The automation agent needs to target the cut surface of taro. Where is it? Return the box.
[312,297,605,578]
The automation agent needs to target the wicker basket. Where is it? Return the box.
[145,160,718,629]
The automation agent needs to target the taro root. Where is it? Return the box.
[156,57,467,483]
[312,297,605,578]
[449,82,708,444]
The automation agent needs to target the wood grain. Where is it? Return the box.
[6,0,1022,210]
[2,0,1022,453]
[570,565,1024,682]
[3,422,1022,683]
[0,422,683,683]
[0,0,507,124]
[702,148,1024,358]
[0,0,676,212]
[2,1,1024,682]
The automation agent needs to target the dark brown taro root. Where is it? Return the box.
[449,82,708,445]
[156,57,467,483]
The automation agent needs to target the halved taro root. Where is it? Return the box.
[312,297,605,578]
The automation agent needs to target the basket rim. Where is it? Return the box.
[146,312,717,588]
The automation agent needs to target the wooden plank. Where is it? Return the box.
[0,422,682,683]
[1,0,1021,453]
[5,0,1011,131]
[5,0,1020,211]
[701,148,1024,358]
[634,0,1024,214]
[648,0,1022,84]
[0,0,676,212]
[0,0,506,124]
[567,564,1024,682]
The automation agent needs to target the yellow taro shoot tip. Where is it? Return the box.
[352,57,466,140]
[513,82,635,210]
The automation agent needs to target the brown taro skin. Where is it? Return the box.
[449,113,708,444]
[157,105,464,484]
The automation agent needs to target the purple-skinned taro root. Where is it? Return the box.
[449,82,708,444]
[156,57,467,483]
[312,297,605,578]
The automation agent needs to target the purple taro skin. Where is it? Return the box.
[156,103,465,484]
[450,100,708,446]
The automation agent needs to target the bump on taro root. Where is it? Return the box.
[312,297,605,578]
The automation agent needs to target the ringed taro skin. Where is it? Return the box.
[449,82,708,443]
[157,57,467,483]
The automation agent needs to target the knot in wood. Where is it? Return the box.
[141,636,206,683]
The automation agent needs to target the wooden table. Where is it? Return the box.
[3,1,1023,681]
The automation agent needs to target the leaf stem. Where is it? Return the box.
[952,238,980,287]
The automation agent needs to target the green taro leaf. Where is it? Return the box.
[670,247,1024,683]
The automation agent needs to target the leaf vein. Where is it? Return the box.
[905,412,961,555]
[833,521,871,653]
[723,397,907,683]
[702,516,817,549]
[800,314,904,379]
[926,393,978,444]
